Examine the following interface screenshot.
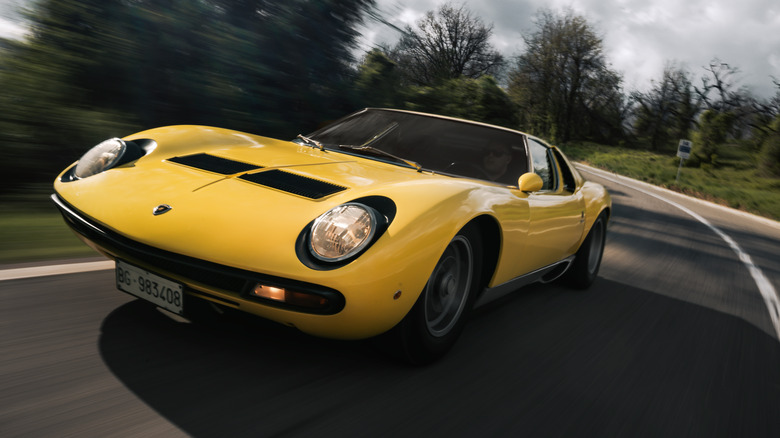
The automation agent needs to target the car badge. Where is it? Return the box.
[153,204,172,216]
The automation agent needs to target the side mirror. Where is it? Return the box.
[518,172,543,192]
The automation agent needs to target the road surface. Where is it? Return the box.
[2,167,779,437]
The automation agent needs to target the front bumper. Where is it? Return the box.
[52,194,346,316]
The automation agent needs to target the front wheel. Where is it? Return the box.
[563,211,607,289]
[395,225,483,364]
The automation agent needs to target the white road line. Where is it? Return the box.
[579,165,780,340]
[579,165,780,230]
[0,260,115,281]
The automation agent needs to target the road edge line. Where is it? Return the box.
[579,165,780,340]
[0,260,115,281]
[576,164,780,230]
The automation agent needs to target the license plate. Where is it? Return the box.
[116,260,184,315]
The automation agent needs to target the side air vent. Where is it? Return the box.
[239,170,347,199]
[168,153,261,175]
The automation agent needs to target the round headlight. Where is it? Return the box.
[74,138,127,179]
[310,203,378,262]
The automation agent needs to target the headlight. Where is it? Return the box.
[74,138,127,179]
[310,203,378,262]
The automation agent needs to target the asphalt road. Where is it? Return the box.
[2,168,780,437]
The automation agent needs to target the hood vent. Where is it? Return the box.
[169,153,261,175]
[239,170,346,199]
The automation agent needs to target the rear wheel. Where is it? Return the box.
[563,211,607,289]
[395,225,483,364]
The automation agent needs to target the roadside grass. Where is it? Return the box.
[0,185,97,264]
[561,142,780,221]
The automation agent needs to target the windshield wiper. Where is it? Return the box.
[336,122,422,171]
[296,134,324,151]
[338,144,422,171]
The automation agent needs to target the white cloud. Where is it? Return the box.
[0,17,26,40]
[397,7,426,26]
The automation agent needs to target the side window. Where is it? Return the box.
[528,139,555,191]
[551,148,576,192]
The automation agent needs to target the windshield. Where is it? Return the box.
[305,109,530,186]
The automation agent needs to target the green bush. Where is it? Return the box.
[760,131,780,177]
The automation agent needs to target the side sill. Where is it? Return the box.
[474,256,575,308]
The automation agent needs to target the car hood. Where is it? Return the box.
[132,125,426,190]
[53,126,479,277]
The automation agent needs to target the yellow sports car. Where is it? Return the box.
[52,108,611,363]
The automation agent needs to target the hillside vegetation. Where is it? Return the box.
[563,142,780,220]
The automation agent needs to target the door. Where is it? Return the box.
[524,139,585,270]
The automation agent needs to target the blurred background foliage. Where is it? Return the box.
[0,0,376,189]
[1,0,779,194]
[0,0,779,263]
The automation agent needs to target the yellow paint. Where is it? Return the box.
[54,124,610,339]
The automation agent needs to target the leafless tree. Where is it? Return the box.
[631,63,700,150]
[391,2,504,86]
[695,60,745,112]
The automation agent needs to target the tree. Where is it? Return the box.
[631,63,700,151]
[0,0,378,189]
[171,0,377,135]
[390,2,504,86]
[508,9,624,142]
[354,49,404,108]
[237,0,377,133]
[695,60,747,113]
[405,76,517,128]
[759,115,780,177]
[0,0,142,187]
[758,83,780,176]
[693,109,735,165]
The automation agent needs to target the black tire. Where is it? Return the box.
[394,225,483,364]
[563,211,607,289]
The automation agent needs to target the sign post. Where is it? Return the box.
[676,139,693,183]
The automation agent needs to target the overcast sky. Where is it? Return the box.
[2,0,778,98]
[0,0,26,40]
[362,0,780,99]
